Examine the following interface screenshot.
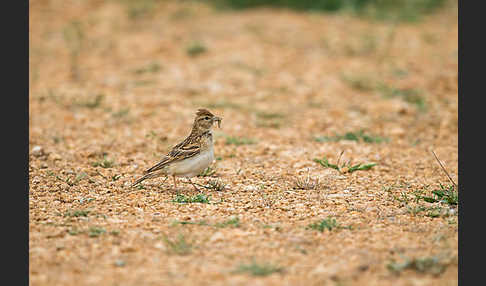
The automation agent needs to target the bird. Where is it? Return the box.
[132,108,222,190]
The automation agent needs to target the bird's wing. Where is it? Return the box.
[144,143,200,174]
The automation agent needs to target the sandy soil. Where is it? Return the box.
[29,1,458,285]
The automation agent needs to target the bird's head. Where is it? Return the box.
[193,108,222,132]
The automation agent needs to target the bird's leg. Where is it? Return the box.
[173,175,178,189]
[159,176,169,189]
[188,178,200,192]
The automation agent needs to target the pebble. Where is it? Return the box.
[31,146,43,156]
[49,153,62,161]
[209,232,225,243]
[243,185,258,192]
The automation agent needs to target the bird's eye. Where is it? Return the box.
[204,116,210,120]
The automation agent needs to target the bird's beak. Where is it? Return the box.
[213,116,222,128]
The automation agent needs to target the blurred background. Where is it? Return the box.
[29,0,458,153]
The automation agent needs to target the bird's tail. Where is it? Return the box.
[132,173,158,187]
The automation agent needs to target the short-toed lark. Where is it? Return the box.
[132,108,222,189]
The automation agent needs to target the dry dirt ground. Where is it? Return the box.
[29,1,458,285]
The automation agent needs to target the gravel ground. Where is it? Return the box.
[29,1,458,285]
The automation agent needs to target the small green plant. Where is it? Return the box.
[112,108,130,118]
[314,130,388,143]
[134,62,161,74]
[203,179,227,192]
[186,42,207,57]
[172,194,211,204]
[215,217,240,228]
[377,83,426,111]
[425,206,444,218]
[255,111,285,129]
[212,0,447,22]
[234,261,284,276]
[341,74,376,91]
[314,157,340,171]
[75,94,104,109]
[68,228,80,236]
[421,184,458,206]
[110,230,120,236]
[256,120,282,129]
[64,209,90,217]
[225,136,256,146]
[387,255,449,276]
[313,152,376,174]
[407,205,450,218]
[57,172,87,186]
[307,217,339,232]
[112,174,122,181]
[170,7,195,21]
[171,217,240,228]
[406,205,426,216]
[171,220,209,227]
[162,234,192,255]
[134,79,156,86]
[256,111,285,120]
[88,227,106,237]
[91,155,115,168]
[232,62,265,76]
[117,0,158,19]
[145,130,158,140]
[347,163,377,173]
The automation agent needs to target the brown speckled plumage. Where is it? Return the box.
[132,109,221,188]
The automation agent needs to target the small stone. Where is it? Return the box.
[49,153,62,161]
[114,260,126,267]
[243,185,257,192]
[31,146,43,156]
[209,232,225,243]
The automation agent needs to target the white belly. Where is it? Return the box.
[167,148,214,178]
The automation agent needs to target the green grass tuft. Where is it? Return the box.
[225,136,257,146]
[387,255,450,276]
[314,130,388,143]
[197,179,227,192]
[234,261,284,276]
[212,0,447,22]
[377,83,427,111]
[307,217,338,232]
[91,155,115,168]
[215,217,240,228]
[134,62,161,74]
[75,94,104,109]
[56,172,87,186]
[162,234,192,255]
[171,220,210,227]
[88,227,106,237]
[186,42,207,57]
[64,209,90,217]
[313,155,376,174]
[172,193,211,204]
[421,184,458,206]
[341,74,376,91]
[116,0,159,19]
